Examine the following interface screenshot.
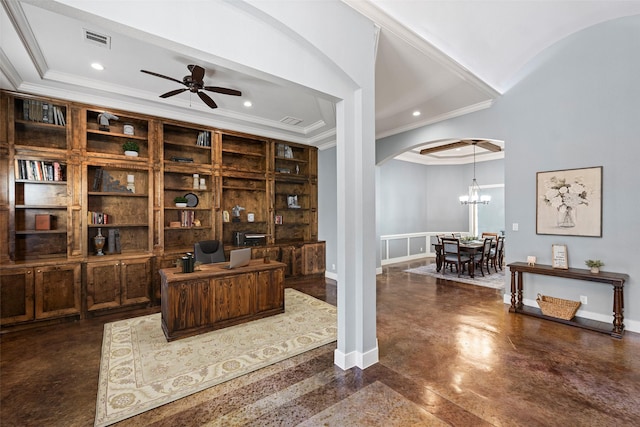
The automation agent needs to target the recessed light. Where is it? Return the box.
[243,101,252,108]
[412,111,421,117]
[91,62,104,71]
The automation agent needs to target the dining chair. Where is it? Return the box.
[473,238,494,277]
[441,238,472,277]
[451,233,462,239]
[488,236,505,272]
[481,232,498,240]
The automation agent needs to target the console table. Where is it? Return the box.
[159,259,286,341]
[507,262,629,338]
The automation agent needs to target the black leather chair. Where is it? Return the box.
[194,240,225,264]
[441,238,472,277]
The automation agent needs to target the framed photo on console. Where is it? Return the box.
[536,166,602,237]
[552,244,569,269]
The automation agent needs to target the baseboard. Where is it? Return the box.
[381,253,434,266]
[325,271,338,281]
[334,339,379,370]
[502,294,639,334]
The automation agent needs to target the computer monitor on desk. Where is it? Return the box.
[225,247,252,269]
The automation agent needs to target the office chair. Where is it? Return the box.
[194,240,225,264]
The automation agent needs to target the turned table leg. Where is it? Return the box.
[510,269,517,311]
[612,284,624,338]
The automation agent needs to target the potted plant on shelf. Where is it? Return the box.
[174,196,188,208]
[122,140,139,157]
[585,259,604,274]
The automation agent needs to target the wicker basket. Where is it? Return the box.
[536,294,581,320]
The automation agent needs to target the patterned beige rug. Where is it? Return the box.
[94,289,337,427]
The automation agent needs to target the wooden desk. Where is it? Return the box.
[159,259,286,341]
[507,262,629,338]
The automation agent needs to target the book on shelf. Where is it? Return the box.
[180,210,196,227]
[196,131,210,147]
[14,160,66,181]
[88,211,110,225]
[92,168,103,191]
[21,99,65,126]
[107,228,122,254]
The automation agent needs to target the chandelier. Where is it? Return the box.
[459,142,490,205]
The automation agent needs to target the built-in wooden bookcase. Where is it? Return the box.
[1,92,82,326]
[85,109,149,159]
[220,132,270,247]
[273,141,318,243]
[8,95,72,261]
[1,90,322,328]
[161,123,214,254]
[85,164,152,257]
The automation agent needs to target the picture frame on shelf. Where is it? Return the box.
[287,195,300,208]
[552,244,569,269]
[275,215,283,225]
[536,166,602,237]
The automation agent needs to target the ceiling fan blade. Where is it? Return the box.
[476,141,502,152]
[140,70,184,85]
[203,86,242,96]
[420,141,468,155]
[198,91,218,109]
[188,64,205,83]
[159,88,188,98]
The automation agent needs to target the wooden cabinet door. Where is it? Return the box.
[302,242,326,275]
[34,264,81,319]
[256,268,284,313]
[86,260,120,311]
[214,273,255,321]
[120,258,151,306]
[0,267,35,325]
[279,245,299,277]
[164,278,214,333]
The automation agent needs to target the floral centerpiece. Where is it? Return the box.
[542,176,589,227]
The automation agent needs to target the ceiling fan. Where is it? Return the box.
[419,139,501,156]
[140,64,241,109]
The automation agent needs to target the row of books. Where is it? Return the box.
[196,131,211,147]
[180,210,196,227]
[22,100,66,126]
[88,211,111,225]
[15,159,66,181]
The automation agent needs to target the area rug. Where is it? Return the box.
[405,263,505,290]
[94,289,337,427]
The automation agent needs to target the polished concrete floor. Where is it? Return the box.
[2,259,640,426]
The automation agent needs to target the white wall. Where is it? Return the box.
[376,15,640,331]
[318,146,338,279]
[376,158,504,236]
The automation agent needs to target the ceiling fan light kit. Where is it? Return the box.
[141,64,241,109]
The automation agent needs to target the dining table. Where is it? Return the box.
[432,239,491,278]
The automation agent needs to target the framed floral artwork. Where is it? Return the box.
[536,166,602,237]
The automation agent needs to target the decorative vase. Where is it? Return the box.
[590,267,600,274]
[557,207,575,228]
[175,202,187,208]
[124,150,139,157]
[93,227,105,256]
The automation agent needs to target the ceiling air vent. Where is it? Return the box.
[83,29,111,49]
[280,116,303,126]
